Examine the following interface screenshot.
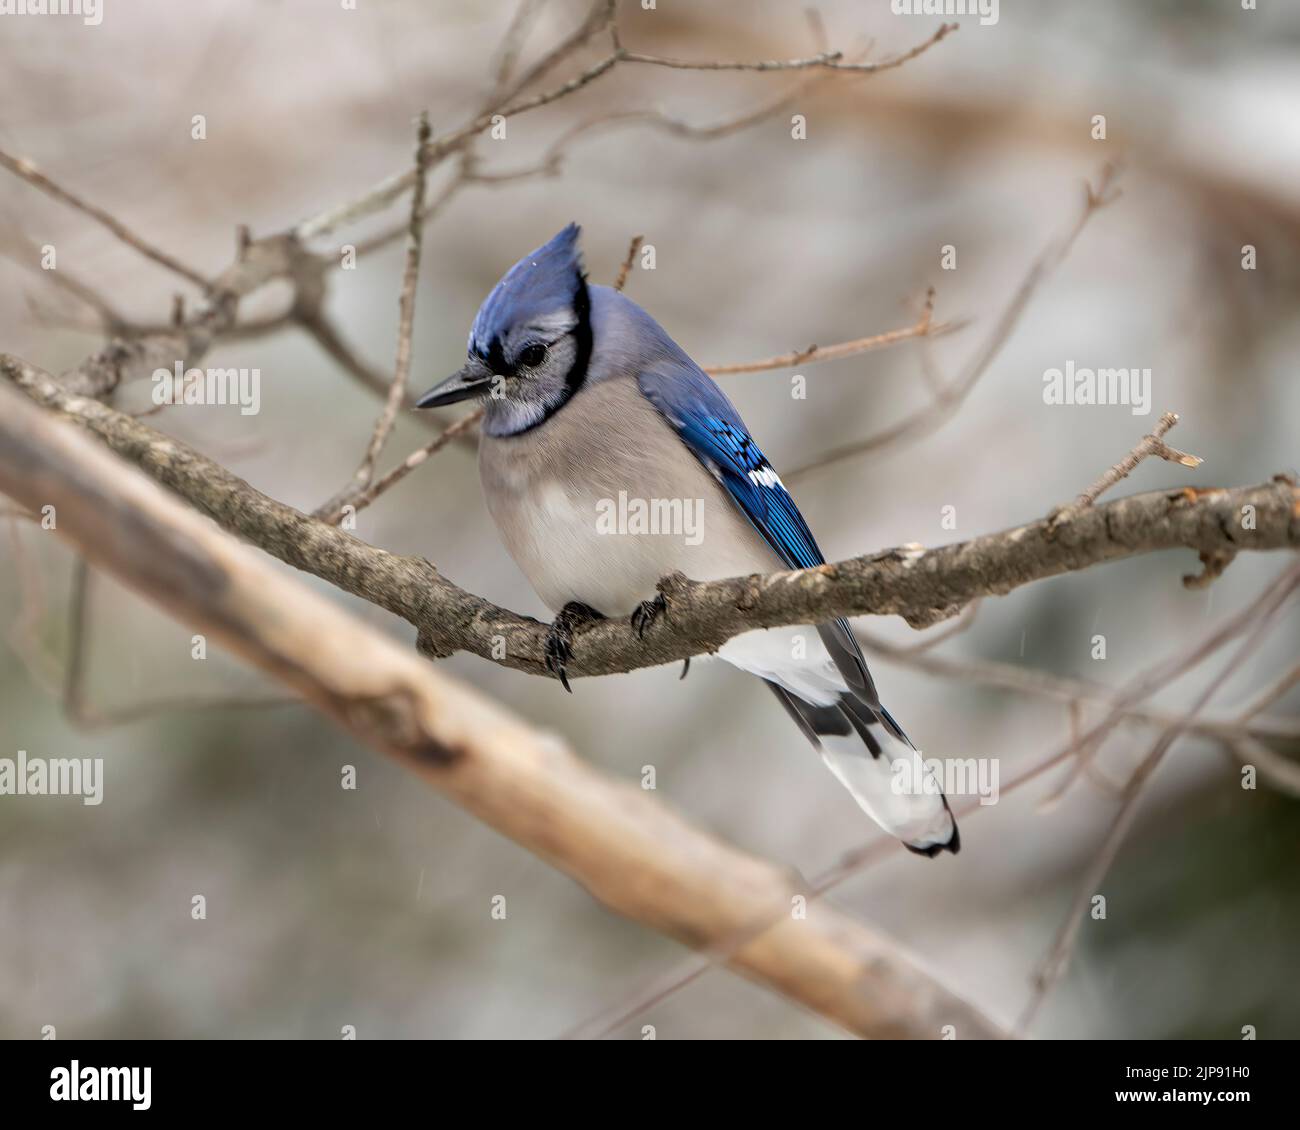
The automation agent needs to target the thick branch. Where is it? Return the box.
[6,354,1296,684]
[0,384,1003,1041]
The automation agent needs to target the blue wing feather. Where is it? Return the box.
[676,414,825,571]
[637,358,880,708]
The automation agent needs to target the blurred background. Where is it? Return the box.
[1,0,1297,1039]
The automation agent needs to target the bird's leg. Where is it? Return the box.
[544,601,604,693]
[631,591,669,638]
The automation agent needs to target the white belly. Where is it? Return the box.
[477,378,780,616]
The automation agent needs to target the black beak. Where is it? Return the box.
[414,365,492,408]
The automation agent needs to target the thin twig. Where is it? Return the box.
[315,114,434,519]
[1234,662,1300,723]
[704,304,962,374]
[1015,561,1300,1034]
[1050,411,1202,525]
[857,629,1300,743]
[1,227,132,331]
[351,161,473,260]
[487,0,546,99]
[789,163,1123,481]
[293,307,473,449]
[0,148,209,289]
[876,598,982,657]
[58,559,295,728]
[318,411,483,527]
[619,23,956,74]
[614,234,643,292]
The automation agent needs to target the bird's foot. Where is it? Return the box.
[544,601,604,693]
[631,592,669,639]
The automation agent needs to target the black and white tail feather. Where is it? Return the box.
[766,680,960,856]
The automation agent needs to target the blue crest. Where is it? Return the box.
[469,223,585,358]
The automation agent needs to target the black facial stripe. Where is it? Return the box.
[484,337,508,377]
[567,271,593,395]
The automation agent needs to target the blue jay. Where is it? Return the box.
[417,225,958,856]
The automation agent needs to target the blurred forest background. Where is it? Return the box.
[1,0,1297,1039]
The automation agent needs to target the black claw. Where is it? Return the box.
[544,602,603,692]
[631,592,669,638]
[679,657,691,680]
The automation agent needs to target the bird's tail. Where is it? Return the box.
[766,682,960,856]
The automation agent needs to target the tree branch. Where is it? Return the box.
[0,383,1004,1041]
[618,23,956,73]
[0,147,210,290]
[5,354,1296,685]
[315,114,435,523]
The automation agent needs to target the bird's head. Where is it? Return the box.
[416,223,592,436]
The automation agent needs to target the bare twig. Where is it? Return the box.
[315,115,435,519]
[3,0,955,421]
[60,559,294,728]
[291,4,950,248]
[618,23,956,74]
[1,226,132,331]
[790,164,1123,481]
[613,234,644,292]
[857,628,1300,743]
[500,0,617,102]
[703,302,962,374]
[487,0,546,99]
[872,598,983,657]
[1050,411,1202,525]
[350,162,474,260]
[1234,662,1300,724]
[1015,561,1300,1034]
[0,147,209,290]
[318,410,484,527]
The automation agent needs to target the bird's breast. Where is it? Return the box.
[477,378,778,616]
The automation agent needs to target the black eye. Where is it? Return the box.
[518,343,548,369]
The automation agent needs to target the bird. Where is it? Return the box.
[416,225,958,856]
